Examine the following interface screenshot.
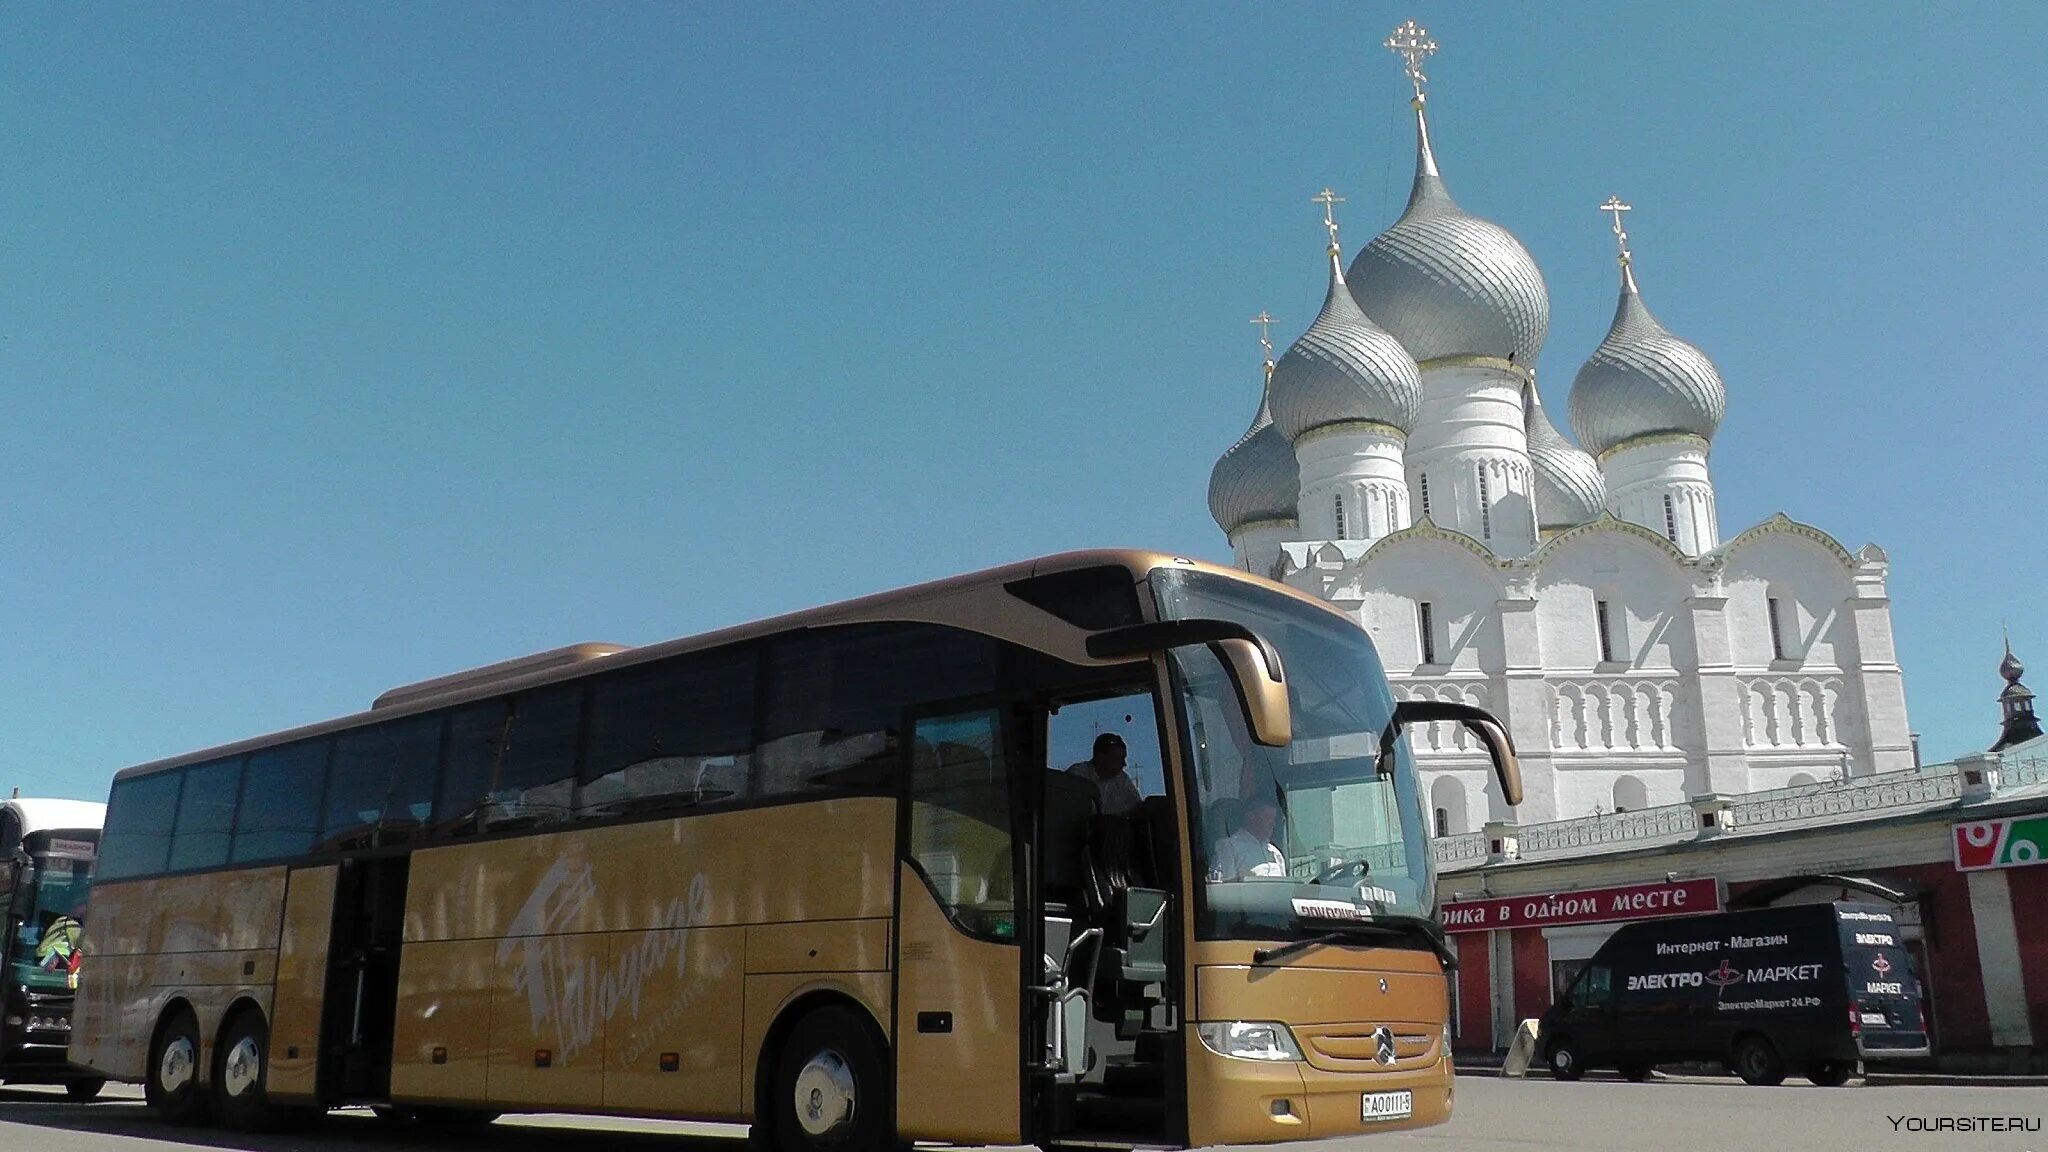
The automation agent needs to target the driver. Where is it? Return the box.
[1209,798,1287,880]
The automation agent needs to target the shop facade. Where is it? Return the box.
[1431,739,2048,1071]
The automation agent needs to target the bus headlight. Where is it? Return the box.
[1197,1021,1305,1062]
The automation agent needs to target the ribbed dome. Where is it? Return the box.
[1524,380,1605,530]
[1568,262,1727,455]
[1268,251,1423,441]
[1209,377,1301,536]
[1347,103,1549,364]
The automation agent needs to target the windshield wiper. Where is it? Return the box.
[1253,915,1458,970]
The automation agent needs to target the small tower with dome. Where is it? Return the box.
[1993,638,2043,752]
[1207,312,1302,576]
[1568,198,1728,555]
[1267,189,1424,546]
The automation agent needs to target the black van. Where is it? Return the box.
[1538,901,1930,1086]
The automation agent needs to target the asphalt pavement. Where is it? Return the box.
[1,1075,2042,1152]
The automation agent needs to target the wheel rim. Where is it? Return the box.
[1741,1047,1764,1076]
[792,1048,857,1139]
[158,1035,197,1096]
[1554,1047,1573,1071]
[222,1034,263,1099]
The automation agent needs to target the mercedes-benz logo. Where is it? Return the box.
[1372,1026,1397,1066]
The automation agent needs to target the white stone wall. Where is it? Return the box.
[1276,513,1914,828]
[1403,364,1538,558]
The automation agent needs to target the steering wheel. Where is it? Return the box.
[1310,858,1369,886]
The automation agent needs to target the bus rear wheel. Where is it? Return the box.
[145,1007,211,1126]
[767,1005,893,1152]
[215,1011,291,1132]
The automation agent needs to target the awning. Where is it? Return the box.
[1725,872,1917,910]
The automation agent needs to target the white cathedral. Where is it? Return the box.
[1206,22,1914,831]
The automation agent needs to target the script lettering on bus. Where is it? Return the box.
[497,855,724,1065]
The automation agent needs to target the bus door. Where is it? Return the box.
[893,706,1028,1144]
[319,852,410,1102]
[1031,689,1181,1148]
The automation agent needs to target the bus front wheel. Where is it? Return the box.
[145,1007,211,1126]
[767,1005,894,1152]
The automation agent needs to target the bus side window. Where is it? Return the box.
[436,684,584,835]
[757,624,997,799]
[321,713,442,848]
[99,771,183,881]
[907,709,1013,940]
[579,645,759,816]
[168,757,244,871]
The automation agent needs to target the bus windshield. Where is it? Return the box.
[12,855,90,990]
[1153,567,1432,941]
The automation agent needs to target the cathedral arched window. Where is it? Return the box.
[1662,494,1678,543]
[1477,466,1493,539]
[1334,494,1347,540]
[1612,775,1647,814]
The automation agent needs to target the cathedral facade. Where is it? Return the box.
[1206,23,1914,830]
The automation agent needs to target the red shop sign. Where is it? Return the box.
[1439,877,1720,934]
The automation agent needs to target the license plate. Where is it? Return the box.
[1362,1090,1413,1121]
[1860,1011,1888,1027]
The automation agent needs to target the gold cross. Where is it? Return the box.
[1251,310,1275,367]
[1385,20,1438,101]
[1601,196,1633,265]
[1313,187,1345,251]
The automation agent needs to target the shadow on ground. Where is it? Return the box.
[0,1089,751,1152]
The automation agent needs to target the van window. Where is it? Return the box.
[1571,964,1613,1010]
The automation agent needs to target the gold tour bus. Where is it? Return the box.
[73,550,1520,1149]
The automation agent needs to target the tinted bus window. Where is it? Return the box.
[233,740,329,863]
[168,758,244,871]
[99,772,183,881]
[436,684,583,833]
[322,714,443,847]
[581,646,758,817]
[758,624,997,797]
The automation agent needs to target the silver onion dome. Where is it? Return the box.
[1523,379,1605,530]
[1568,261,1727,455]
[1268,250,1424,441]
[1208,378,1301,536]
[1347,102,1550,365]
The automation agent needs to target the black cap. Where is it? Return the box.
[1093,733,1126,754]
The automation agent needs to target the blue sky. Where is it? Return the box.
[4,3,2042,802]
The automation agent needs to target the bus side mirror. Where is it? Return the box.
[1379,701,1524,808]
[1086,619,1292,749]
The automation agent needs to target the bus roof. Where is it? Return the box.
[107,548,1349,786]
[3,798,107,834]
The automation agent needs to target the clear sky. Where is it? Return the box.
[4,3,2043,803]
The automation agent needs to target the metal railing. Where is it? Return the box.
[1727,766,1959,829]
[1516,802,1698,854]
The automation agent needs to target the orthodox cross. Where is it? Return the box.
[1601,196,1633,265]
[1313,187,1345,251]
[1251,310,1274,364]
[1385,20,1438,102]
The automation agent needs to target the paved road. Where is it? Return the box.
[1,1075,2042,1151]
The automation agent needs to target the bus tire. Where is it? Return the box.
[767,1004,893,1152]
[215,1010,287,1132]
[1803,1060,1853,1087]
[1731,1035,1785,1086]
[1544,1037,1584,1081]
[145,1006,212,1126]
[64,1078,106,1102]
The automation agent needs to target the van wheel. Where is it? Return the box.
[1618,1061,1653,1083]
[145,1007,212,1125]
[765,1005,893,1151]
[1731,1036,1786,1086]
[1545,1038,1584,1081]
[1803,1060,1853,1087]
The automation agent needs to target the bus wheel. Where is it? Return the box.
[215,1011,286,1132]
[1803,1060,1853,1087]
[145,1007,212,1125]
[1545,1038,1584,1081]
[769,1005,893,1152]
[1618,1061,1653,1083]
[1731,1036,1786,1086]
[64,1078,106,1102]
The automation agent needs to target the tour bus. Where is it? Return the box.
[1538,901,1930,1087]
[0,796,106,1098]
[73,550,1521,1148]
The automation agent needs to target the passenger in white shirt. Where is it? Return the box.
[1210,798,1288,880]
[1066,733,1142,817]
